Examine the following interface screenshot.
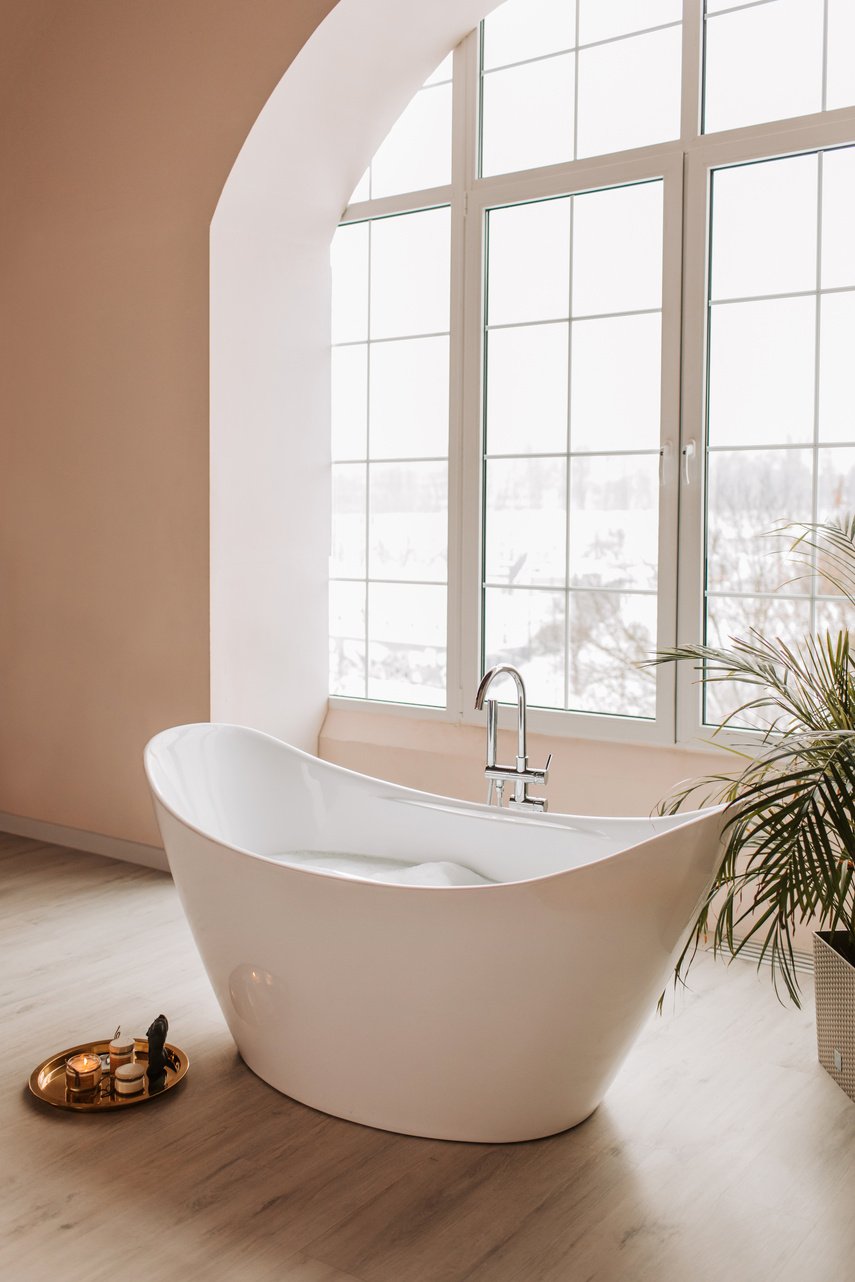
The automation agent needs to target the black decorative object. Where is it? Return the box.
[145,1013,169,1087]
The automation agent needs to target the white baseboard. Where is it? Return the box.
[0,812,169,873]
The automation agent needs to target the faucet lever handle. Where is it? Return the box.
[523,753,551,786]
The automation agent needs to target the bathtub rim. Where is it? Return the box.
[144,721,726,892]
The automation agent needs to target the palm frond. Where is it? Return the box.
[652,518,855,1006]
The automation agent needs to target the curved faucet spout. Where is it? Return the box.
[474,664,527,763]
[474,665,550,812]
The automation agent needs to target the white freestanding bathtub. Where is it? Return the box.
[144,723,725,1143]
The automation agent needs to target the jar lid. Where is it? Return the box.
[110,1036,135,1055]
[114,1061,145,1082]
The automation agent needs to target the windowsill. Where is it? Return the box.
[327,692,745,750]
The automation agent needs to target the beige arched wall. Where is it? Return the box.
[0,0,338,851]
[0,0,498,857]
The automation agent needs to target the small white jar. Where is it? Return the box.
[109,1034,135,1074]
[113,1061,146,1097]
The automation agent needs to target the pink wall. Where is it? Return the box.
[0,0,336,844]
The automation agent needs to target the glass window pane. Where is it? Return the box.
[368,461,447,582]
[370,208,450,340]
[483,588,565,708]
[369,83,452,199]
[569,456,659,591]
[704,595,812,729]
[484,458,567,588]
[703,0,824,134]
[816,596,854,640]
[576,26,681,159]
[482,177,665,724]
[818,447,855,525]
[330,581,366,698]
[571,181,662,316]
[369,336,449,459]
[826,0,855,111]
[567,591,657,718]
[481,56,574,178]
[570,313,662,453]
[707,297,816,448]
[482,0,575,70]
[367,583,446,706]
[331,464,366,578]
[331,345,367,461]
[485,323,569,456]
[487,199,571,326]
[331,203,450,706]
[701,147,855,728]
[331,223,368,343]
[710,155,818,301]
[819,294,855,445]
[706,450,814,595]
[579,0,681,44]
[821,147,855,290]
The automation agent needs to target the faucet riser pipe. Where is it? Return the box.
[486,700,497,769]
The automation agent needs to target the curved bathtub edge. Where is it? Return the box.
[144,721,726,891]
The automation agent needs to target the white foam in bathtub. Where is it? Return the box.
[383,860,494,886]
[276,851,495,886]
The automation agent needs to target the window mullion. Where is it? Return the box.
[454,28,485,720]
[652,157,687,741]
[676,146,714,744]
[681,0,704,144]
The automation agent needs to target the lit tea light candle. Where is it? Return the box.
[66,1052,103,1092]
[109,1033,135,1074]
[113,1061,146,1097]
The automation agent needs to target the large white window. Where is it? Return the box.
[331,0,855,745]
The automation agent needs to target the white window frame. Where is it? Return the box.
[678,105,855,747]
[331,1,855,750]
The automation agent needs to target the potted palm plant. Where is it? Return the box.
[652,518,855,1101]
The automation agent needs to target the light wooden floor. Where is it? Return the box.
[2,833,854,1282]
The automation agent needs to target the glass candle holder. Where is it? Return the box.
[65,1052,103,1093]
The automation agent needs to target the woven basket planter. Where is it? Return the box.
[814,931,855,1103]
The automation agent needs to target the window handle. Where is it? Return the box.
[658,440,673,487]
[682,438,697,485]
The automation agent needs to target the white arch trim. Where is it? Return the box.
[210,0,500,750]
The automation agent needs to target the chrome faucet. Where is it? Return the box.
[474,664,551,812]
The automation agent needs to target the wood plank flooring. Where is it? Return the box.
[2,832,854,1282]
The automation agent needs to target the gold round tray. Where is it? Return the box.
[28,1037,189,1112]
